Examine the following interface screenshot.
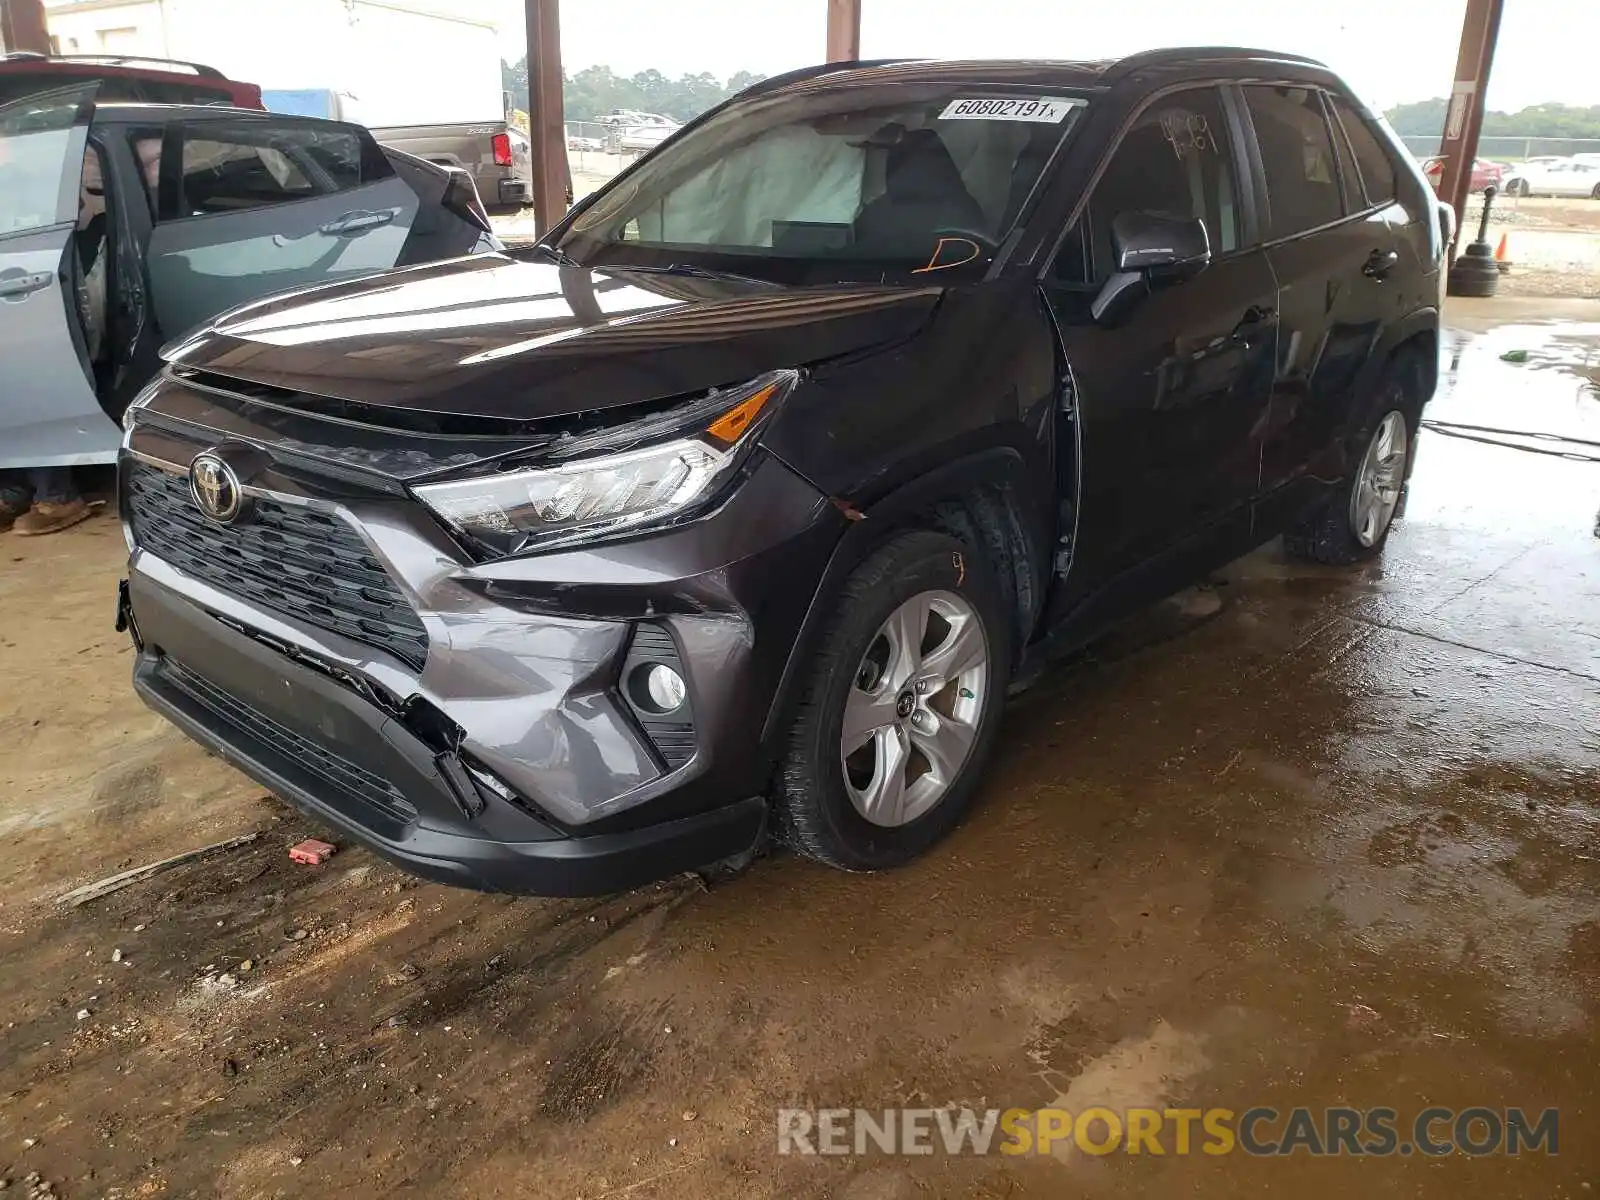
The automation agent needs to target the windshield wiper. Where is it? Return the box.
[611,262,777,288]
[527,243,583,268]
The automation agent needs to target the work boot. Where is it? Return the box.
[12,498,92,536]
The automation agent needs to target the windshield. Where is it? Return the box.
[557,83,1087,284]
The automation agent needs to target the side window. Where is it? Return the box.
[1061,86,1239,284]
[161,122,388,220]
[1327,93,1396,206]
[1244,86,1345,239]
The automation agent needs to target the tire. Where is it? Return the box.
[774,529,1013,872]
[1284,360,1421,566]
[1591,184,1600,201]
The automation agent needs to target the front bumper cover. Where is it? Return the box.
[126,573,766,895]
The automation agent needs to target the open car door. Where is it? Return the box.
[0,83,124,468]
[143,115,423,338]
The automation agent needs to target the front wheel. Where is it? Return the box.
[1285,376,1418,565]
[774,530,1012,872]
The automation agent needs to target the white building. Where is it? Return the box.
[43,0,507,124]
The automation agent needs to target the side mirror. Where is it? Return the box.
[1092,212,1212,326]
[1113,211,1211,276]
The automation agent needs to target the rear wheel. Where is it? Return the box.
[775,530,1012,872]
[1284,366,1419,565]
[1590,183,1600,200]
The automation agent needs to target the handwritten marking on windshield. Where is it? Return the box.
[912,238,983,274]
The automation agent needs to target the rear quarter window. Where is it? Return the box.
[1244,85,1346,240]
[1328,93,1397,206]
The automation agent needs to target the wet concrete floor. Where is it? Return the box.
[0,307,1597,1199]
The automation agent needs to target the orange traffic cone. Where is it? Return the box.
[1494,232,1513,273]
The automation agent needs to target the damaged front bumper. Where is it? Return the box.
[119,398,843,894]
[127,574,767,893]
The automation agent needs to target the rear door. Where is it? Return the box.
[144,116,421,337]
[0,83,123,468]
[1241,84,1400,497]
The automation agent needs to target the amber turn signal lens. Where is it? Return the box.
[705,381,780,449]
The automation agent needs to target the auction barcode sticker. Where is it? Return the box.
[938,97,1085,123]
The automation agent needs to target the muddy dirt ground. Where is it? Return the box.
[2,303,1599,1199]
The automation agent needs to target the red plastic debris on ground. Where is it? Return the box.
[288,839,337,865]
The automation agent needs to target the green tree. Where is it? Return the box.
[1385,97,1600,140]
[500,59,767,125]
[1384,97,1450,137]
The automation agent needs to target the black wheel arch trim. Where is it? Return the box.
[757,445,1049,751]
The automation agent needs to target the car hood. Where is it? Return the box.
[166,254,942,424]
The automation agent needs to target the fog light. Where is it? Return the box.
[637,663,686,713]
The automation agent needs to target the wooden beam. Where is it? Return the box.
[1435,0,1506,230]
[523,0,570,237]
[826,0,860,62]
[1,0,52,54]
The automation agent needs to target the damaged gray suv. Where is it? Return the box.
[119,49,1445,893]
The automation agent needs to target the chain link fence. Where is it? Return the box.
[1399,135,1600,163]
[565,118,676,199]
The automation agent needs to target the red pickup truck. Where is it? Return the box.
[0,52,262,108]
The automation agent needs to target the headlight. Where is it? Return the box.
[415,371,794,554]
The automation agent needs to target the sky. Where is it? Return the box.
[490,0,1600,112]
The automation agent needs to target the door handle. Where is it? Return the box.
[318,210,396,237]
[0,271,53,301]
[1363,249,1400,279]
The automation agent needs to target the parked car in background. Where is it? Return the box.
[0,51,262,108]
[599,109,681,152]
[0,84,498,469]
[1421,155,1504,194]
[1502,156,1600,198]
[117,49,1444,896]
[599,108,676,128]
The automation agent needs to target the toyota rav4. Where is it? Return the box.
[118,48,1446,894]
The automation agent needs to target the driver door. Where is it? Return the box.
[144,116,422,338]
[0,83,124,468]
[1041,84,1278,597]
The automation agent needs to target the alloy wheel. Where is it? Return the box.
[841,590,989,828]
[1349,410,1409,548]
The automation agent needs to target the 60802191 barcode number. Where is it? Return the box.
[938,97,1081,123]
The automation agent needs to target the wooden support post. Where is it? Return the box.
[523,0,569,237]
[1,0,52,54]
[1435,0,1506,231]
[826,0,861,63]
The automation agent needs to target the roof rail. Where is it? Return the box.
[0,53,226,79]
[1107,45,1328,79]
[736,59,912,98]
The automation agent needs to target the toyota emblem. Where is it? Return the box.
[189,452,245,524]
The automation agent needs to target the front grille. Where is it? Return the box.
[127,463,428,671]
[160,658,418,827]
